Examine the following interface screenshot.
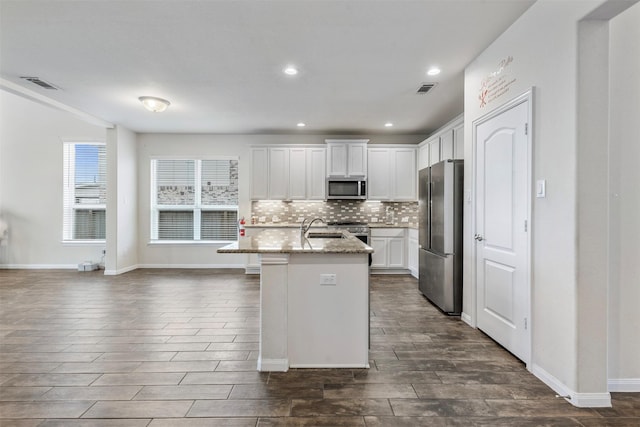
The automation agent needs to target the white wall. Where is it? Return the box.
[463,1,640,406]
[105,125,138,275]
[608,2,640,389]
[0,90,107,267]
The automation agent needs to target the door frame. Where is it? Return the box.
[470,88,534,368]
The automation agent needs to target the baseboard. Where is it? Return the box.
[0,264,77,269]
[409,267,418,278]
[245,266,260,275]
[369,268,412,275]
[532,363,611,407]
[608,378,640,392]
[257,358,288,372]
[104,264,139,276]
[461,311,474,327]
[290,362,370,369]
[137,263,246,269]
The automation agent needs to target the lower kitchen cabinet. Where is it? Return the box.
[408,228,418,278]
[370,228,407,272]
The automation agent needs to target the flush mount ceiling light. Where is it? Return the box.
[384,122,394,128]
[427,67,441,76]
[283,66,298,76]
[138,96,170,113]
[297,122,306,127]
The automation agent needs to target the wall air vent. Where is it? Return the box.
[20,76,59,90]
[416,83,437,94]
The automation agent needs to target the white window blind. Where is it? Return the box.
[151,158,238,241]
[63,143,106,241]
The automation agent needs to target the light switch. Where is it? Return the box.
[536,180,546,198]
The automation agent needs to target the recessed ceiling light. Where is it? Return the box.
[138,96,170,113]
[297,122,306,127]
[427,67,441,76]
[283,66,298,76]
[384,122,394,128]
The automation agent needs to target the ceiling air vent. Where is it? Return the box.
[20,76,59,90]
[416,83,437,94]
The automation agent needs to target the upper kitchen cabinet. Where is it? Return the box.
[367,146,417,201]
[325,139,368,177]
[250,146,326,200]
[418,114,463,169]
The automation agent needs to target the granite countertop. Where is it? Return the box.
[218,229,374,254]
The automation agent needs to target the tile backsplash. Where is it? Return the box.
[250,200,418,226]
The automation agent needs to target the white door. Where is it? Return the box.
[475,97,530,363]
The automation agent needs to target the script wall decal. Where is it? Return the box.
[478,56,516,108]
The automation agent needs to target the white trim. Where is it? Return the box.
[147,240,234,246]
[257,358,289,372]
[260,254,290,265]
[369,268,411,275]
[137,264,246,269]
[532,363,612,408]
[104,264,139,276]
[461,312,474,327]
[245,266,261,275]
[290,363,370,369]
[61,240,106,246]
[0,264,78,270]
[608,378,640,392]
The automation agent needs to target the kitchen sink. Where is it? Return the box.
[306,232,345,239]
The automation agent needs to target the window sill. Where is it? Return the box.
[62,240,106,246]
[147,240,235,246]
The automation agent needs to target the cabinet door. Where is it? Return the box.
[367,148,391,200]
[408,229,419,278]
[393,148,417,200]
[440,129,454,161]
[268,147,289,200]
[327,143,348,177]
[250,147,268,200]
[453,124,464,160]
[307,148,326,200]
[370,237,388,268]
[429,139,440,166]
[418,143,430,171]
[348,143,367,177]
[387,236,406,268]
[289,148,307,200]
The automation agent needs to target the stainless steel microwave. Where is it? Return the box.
[326,178,367,200]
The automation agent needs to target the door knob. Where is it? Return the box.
[474,234,484,241]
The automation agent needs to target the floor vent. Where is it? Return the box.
[416,83,437,94]
[20,76,59,90]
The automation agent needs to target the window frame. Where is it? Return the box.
[62,141,107,244]
[149,156,239,244]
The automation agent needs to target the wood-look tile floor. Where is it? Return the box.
[0,269,638,426]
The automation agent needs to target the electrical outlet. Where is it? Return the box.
[320,274,337,286]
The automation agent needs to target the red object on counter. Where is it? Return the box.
[239,217,246,237]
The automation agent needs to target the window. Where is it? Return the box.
[151,158,238,241]
[63,142,107,241]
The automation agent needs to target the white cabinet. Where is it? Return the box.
[408,228,418,278]
[453,123,464,160]
[250,146,326,200]
[250,147,268,200]
[418,114,464,167]
[367,146,416,201]
[268,147,289,200]
[306,147,326,200]
[370,228,407,272]
[325,139,368,177]
[440,129,454,161]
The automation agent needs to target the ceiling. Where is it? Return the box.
[0,0,534,135]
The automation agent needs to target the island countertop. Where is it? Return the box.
[217,229,373,254]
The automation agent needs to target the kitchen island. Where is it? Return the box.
[218,229,373,372]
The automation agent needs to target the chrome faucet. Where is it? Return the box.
[300,217,326,234]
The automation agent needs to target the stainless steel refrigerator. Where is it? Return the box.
[418,159,464,315]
